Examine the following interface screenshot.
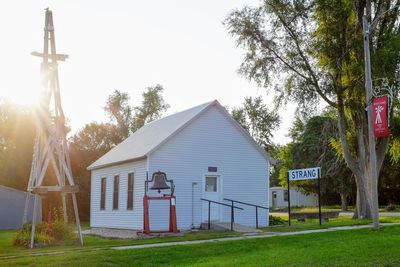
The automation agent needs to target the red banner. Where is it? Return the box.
[372,96,390,138]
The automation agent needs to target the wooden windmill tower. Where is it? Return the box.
[23,8,83,248]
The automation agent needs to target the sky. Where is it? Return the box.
[0,0,296,145]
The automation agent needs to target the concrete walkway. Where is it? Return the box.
[2,223,400,260]
[112,222,400,250]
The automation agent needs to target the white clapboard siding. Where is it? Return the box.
[148,105,269,230]
[90,160,147,229]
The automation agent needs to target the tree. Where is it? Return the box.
[133,85,170,131]
[279,113,355,210]
[225,0,400,219]
[0,101,35,190]
[104,85,170,137]
[104,90,133,142]
[231,96,280,152]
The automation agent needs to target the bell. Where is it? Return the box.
[150,172,170,193]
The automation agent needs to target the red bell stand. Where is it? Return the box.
[142,171,179,234]
[143,195,178,234]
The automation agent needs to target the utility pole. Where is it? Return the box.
[362,12,379,230]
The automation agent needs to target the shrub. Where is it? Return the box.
[269,215,286,225]
[385,204,396,212]
[13,208,77,247]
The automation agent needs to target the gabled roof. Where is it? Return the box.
[88,100,274,170]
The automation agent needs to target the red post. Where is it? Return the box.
[143,196,150,234]
[169,196,178,233]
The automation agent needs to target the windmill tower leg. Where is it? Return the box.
[72,193,83,245]
[22,193,31,226]
[61,193,68,223]
[30,194,39,249]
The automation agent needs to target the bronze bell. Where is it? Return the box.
[150,172,170,193]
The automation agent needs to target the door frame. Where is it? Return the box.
[201,173,223,222]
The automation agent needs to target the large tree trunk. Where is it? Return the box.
[340,192,348,211]
[353,174,372,219]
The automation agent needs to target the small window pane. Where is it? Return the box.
[127,173,134,210]
[284,190,288,202]
[113,175,119,210]
[205,177,217,192]
[100,178,106,210]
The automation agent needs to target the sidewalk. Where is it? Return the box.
[112,222,400,251]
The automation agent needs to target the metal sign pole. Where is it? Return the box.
[287,172,291,226]
[318,168,322,226]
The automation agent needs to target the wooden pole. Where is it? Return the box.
[30,194,38,249]
[287,172,291,226]
[318,168,322,225]
[363,13,380,230]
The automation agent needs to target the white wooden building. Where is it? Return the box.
[270,186,318,209]
[88,100,273,231]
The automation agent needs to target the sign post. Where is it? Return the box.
[317,168,322,225]
[287,167,322,226]
[287,172,291,226]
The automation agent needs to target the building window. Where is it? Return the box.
[113,175,119,210]
[127,173,134,210]
[284,190,289,202]
[205,176,217,192]
[100,177,106,210]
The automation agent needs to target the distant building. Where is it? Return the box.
[0,185,41,229]
[270,186,318,208]
[88,100,274,230]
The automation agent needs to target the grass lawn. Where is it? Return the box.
[271,205,400,213]
[0,229,240,258]
[266,216,400,232]
[2,224,400,266]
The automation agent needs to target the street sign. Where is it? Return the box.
[288,167,321,181]
[287,167,322,226]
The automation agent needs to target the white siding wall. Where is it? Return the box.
[148,106,269,230]
[90,160,147,229]
[269,187,318,208]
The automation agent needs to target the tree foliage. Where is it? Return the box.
[0,101,35,190]
[226,0,400,218]
[231,96,280,152]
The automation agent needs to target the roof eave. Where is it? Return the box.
[87,156,147,171]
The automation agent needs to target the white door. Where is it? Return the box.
[202,175,221,222]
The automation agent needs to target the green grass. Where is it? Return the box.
[0,229,240,258]
[271,205,400,213]
[2,224,400,266]
[266,216,400,232]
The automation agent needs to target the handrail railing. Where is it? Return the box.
[223,198,269,229]
[201,198,243,231]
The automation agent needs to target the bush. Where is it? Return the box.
[385,204,396,212]
[13,224,55,247]
[269,215,286,225]
[13,208,77,248]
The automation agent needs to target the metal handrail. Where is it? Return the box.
[200,198,243,231]
[223,198,269,229]
[223,198,269,210]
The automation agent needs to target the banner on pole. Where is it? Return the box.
[372,96,390,138]
[288,167,321,181]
